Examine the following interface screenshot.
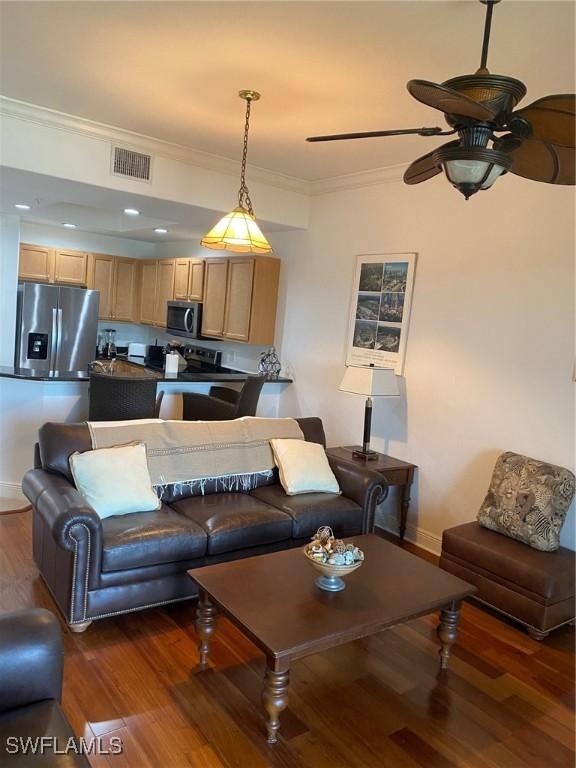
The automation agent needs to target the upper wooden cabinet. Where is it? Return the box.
[89,254,115,319]
[223,258,255,342]
[155,260,176,326]
[19,244,88,286]
[54,249,88,286]
[202,255,280,345]
[138,259,175,327]
[174,258,204,302]
[18,244,54,283]
[113,258,139,322]
[88,254,139,322]
[201,259,229,338]
[139,260,159,325]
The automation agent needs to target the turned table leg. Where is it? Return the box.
[262,665,290,744]
[196,590,217,669]
[398,467,414,541]
[437,599,461,670]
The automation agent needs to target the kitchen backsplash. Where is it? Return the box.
[96,321,271,374]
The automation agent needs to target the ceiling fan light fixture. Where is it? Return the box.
[434,145,511,199]
[201,91,272,254]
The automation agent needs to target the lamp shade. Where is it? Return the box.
[200,207,272,254]
[339,366,399,397]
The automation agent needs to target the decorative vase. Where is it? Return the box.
[258,346,281,379]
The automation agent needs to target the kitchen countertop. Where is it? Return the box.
[0,357,292,383]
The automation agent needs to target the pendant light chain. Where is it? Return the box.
[238,98,255,216]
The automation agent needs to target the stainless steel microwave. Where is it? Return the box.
[166,301,203,339]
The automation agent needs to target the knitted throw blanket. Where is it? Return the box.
[88,416,304,497]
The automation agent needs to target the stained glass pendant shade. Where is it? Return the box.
[201,91,272,254]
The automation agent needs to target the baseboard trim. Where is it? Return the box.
[379,522,442,556]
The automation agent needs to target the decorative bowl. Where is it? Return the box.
[303,548,363,592]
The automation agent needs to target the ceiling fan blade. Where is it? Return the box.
[403,149,441,185]
[306,126,447,142]
[512,94,575,148]
[498,135,575,185]
[407,79,497,121]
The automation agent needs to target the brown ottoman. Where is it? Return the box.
[440,522,575,640]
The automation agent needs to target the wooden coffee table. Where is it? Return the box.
[189,534,476,744]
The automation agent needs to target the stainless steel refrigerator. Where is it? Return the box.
[15,282,100,375]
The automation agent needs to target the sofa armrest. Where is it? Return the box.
[22,469,103,557]
[328,457,388,533]
[182,392,237,421]
[22,469,103,619]
[0,609,63,713]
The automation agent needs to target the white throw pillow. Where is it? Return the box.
[270,439,340,496]
[69,442,161,519]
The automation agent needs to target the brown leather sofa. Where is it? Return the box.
[22,417,387,632]
[0,609,90,766]
[440,522,575,640]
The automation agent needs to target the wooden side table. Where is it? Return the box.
[326,446,417,540]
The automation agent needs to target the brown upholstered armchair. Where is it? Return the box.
[0,609,90,766]
[183,375,265,421]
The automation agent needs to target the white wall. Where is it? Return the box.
[273,172,575,552]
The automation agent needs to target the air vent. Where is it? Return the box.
[111,146,152,182]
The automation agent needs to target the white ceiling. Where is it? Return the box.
[0,168,297,241]
[0,1,574,182]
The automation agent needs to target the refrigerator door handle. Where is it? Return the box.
[50,307,58,373]
[55,307,63,373]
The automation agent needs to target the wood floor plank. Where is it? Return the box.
[0,510,573,768]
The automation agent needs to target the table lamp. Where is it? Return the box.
[338,364,400,460]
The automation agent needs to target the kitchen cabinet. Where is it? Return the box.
[88,255,139,322]
[113,258,139,322]
[154,259,176,326]
[54,249,88,285]
[139,260,158,325]
[138,259,175,327]
[174,258,205,301]
[202,255,280,345]
[19,244,88,286]
[201,259,229,338]
[18,244,54,283]
[222,258,255,342]
[89,254,115,319]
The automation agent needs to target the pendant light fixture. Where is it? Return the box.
[201,90,272,254]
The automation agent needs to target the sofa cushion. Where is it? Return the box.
[477,452,575,552]
[442,522,575,602]
[170,493,292,555]
[250,483,363,539]
[101,504,207,572]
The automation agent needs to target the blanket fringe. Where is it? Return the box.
[155,470,274,499]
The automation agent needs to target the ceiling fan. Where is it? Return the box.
[306,0,575,199]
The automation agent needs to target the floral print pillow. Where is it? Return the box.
[477,452,575,551]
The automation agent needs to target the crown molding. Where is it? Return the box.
[0,95,411,198]
[0,96,311,196]
[308,162,408,196]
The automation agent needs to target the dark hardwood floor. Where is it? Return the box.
[1,510,574,768]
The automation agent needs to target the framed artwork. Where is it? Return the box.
[345,253,417,374]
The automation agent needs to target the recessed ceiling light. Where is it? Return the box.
[14,203,31,210]
[154,228,168,234]
[123,208,140,216]
[62,222,77,229]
